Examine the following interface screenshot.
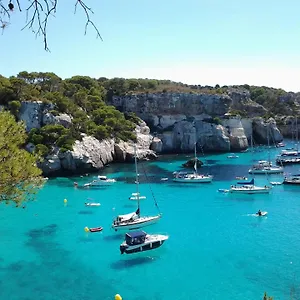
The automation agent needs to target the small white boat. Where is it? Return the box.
[129,192,146,201]
[256,211,268,216]
[173,172,213,183]
[161,177,169,181]
[218,189,229,193]
[120,230,168,254]
[85,202,101,206]
[84,175,116,187]
[227,153,239,159]
[229,184,271,194]
[112,209,161,231]
[270,182,283,185]
[249,160,283,174]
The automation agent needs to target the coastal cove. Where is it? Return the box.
[1,143,300,300]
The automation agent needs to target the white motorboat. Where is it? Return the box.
[112,145,161,232]
[85,202,101,206]
[249,160,284,174]
[283,175,300,185]
[173,172,213,183]
[229,184,271,194]
[84,175,116,187]
[227,153,239,159]
[129,192,146,201]
[120,230,168,254]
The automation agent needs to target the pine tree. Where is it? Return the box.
[0,111,43,206]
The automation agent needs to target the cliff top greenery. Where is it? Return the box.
[0,72,298,156]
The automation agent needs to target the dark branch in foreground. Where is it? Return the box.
[0,0,102,50]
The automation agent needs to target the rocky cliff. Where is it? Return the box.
[19,89,285,176]
[19,101,156,176]
[110,90,282,153]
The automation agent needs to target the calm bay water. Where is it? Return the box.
[1,142,300,299]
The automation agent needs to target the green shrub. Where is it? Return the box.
[8,100,21,117]
[35,144,49,157]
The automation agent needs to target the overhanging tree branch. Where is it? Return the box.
[0,0,102,51]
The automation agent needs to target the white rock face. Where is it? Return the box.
[150,137,163,153]
[39,122,156,175]
[241,118,253,139]
[222,118,248,150]
[42,112,72,128]
[41,155,62,175]
[253,117,283,143]
[19,101,44,131]
[71,136,115,169]
[195,121,230,152]
[56,114,72,128]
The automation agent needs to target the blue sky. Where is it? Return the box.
[1,0,300,91]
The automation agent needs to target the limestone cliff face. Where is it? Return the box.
[19,101,155,176]
[112,93,232,120]
[252,117,283,144]
[39,122,156,176]
[109,91,272,152]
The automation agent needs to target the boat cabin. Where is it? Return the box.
[125,231,147,245]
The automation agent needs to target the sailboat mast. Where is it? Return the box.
[267,123,271,164]
[194,125,197,174]
[296,116,298,152]
[134,145,140,215]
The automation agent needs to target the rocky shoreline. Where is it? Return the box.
[17,88,290,177]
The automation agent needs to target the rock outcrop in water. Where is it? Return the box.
[38,124,156,176]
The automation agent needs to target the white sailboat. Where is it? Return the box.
[173,126,213,183]
[112,146,161,232]
[249,124,283,174]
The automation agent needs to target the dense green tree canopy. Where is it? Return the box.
[0,71,298,159]
[0,111,43,206]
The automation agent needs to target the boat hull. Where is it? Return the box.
[248,169,283,174]
[229,189,271,194]
[283,180,300,185]
[173,176,212,183]
[112,215,161,232]
[120,240,166,254]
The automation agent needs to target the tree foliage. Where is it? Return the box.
[0,0,101,50]
[0,111,43,206]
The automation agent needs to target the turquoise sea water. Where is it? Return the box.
[1,142,300,300]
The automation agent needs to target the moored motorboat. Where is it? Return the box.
[85,202,101,206]
[173,172,213,183]
[120,230,168,254]
[249,160,283,174]
[229,184,271,194]
[129,192,146,201]
[89,226,103,232]
[227,153,239,159]
[283,175,300,185]
[84,175,116,187]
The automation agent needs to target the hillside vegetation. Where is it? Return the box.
[0,72,298,156]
